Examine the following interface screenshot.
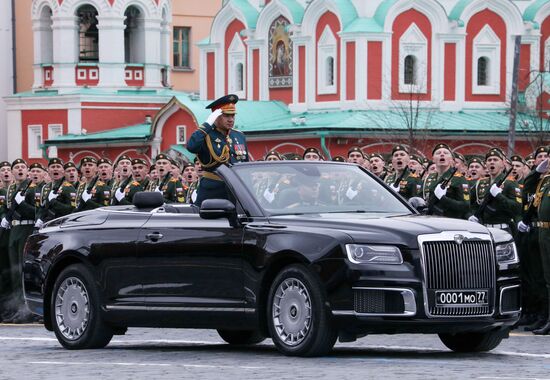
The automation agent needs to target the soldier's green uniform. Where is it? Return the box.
[423,168,470,219]
[111,176,133,205]
[470,172,522,229]
[186,180,199,204]
[76,178,112,211]
[0,183,11,319]
[384,167,422,200]
[117,178,150,205]
[37,179,76,222]
[156,173,186,203]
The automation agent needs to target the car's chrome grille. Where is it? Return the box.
[422,240,495,317]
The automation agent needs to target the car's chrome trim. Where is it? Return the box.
[105,305,255,313]
[499,284,521,315]
[333,287,416,317]
[418,232,495,318]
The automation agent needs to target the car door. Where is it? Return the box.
[136,208,246,316]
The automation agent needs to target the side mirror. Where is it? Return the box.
[200,199,237,221]
[408,196,427,214]
[133,191,164,209]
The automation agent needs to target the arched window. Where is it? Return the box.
[317,25,337,94]
[326,56,334,86]
[77,5,99,62]
[38,6,53,63]
[236,63,244,92]
[477,57,489,86]
[404,55,416,85]
[124,6,146,64]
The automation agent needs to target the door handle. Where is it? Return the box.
[146,232,164,241]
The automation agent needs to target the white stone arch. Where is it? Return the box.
[459,0,523,36]
[210,3,250,45]
[453,142,494,152]
[382,0,448,34]
[256,0,298,41]
[115,149,151,164]
[112,0,158,19]
[534,2,550,28]
[31,0,57,20]
[270,142,307,153]
[301,0,344,38]
[57,0,110,17]
[32,1,55,65]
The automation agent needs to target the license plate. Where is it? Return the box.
[435,290,488,306]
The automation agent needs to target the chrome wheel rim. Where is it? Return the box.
[55,277,90,341]
[272,277,312,346]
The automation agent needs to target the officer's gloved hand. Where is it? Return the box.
[536,158,550,173]
[489,184,503,197]
[468,215,480,224]
[205,109,223,126]
[346,187,358,200]
[1,218,10,229]
[154,186,162,193]
[14,192,25,205]
[434,184,447,200]
[115,188,125,202]
[81,190,92,203]
[390,184,400,193]
[35,219,44,229]
[48,191,58,202]
[518,221,530,233]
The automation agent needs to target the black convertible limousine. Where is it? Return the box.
[23,161,521,356]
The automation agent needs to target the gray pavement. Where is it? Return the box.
[0,324,548,380]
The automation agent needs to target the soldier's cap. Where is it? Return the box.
[11,158,27,168]
[347,146,364,157]
[534,146,550,157]
[485,148,504,161]
[332,156,346,162]
[63,161,76,170]
[115,155,132,165]
[154,153,170,162]
[149,164,156,173]
[525,153,535,161]
[468,157,484,167]
[510,155,526,165]
[182,162,194,170]
[132,158,147,166]
[29,162,46,171]
[79,156,97,166]
[193,156,199,164]
[432,143,453,157]
[427,160,435,167]
[409,154,422,164]
[454,152,466,163]
[48,158,64,167]
[391,145,409,156]
[292,156,302,160]
[97,158,113,166]
[369,153,385,161]
[0,161,11,169]
[206,94,239,115]
[264,151,283,160]
[302,147,322,159]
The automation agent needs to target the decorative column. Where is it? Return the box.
[97,15,126,88]
[143,18,163,88]
[51,15,78,89]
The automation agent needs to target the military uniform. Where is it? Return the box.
[111,176,133,205]
[76,178,112,211]
[37,179,76,222]
[187,94,249,206]
[0,184,10,318]
[155,173,186,203]
[384,167,422,200]
[117,178,150,205]
[423,168,470,219]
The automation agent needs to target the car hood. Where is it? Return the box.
[268,213,490,249]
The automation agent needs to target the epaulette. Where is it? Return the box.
[132,181,139,186]
[29,183,36,188]
[63,181,71,187]
[169,178,177,182]
[454,172,463,177]
[97,181,105,186]
[506,175,515,181]
[231,129,244,135]
[410,173,419,178]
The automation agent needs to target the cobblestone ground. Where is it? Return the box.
[0,324,548,380]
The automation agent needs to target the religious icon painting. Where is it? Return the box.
[269,16,293,88]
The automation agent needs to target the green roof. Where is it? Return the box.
[44,123,151,145]
[280,0,305,24]
[343,18,383,34]
[332,0,358,29]
[374,0,397,28]
[524,0,549,26]
[232,0,259,29]
[169,145,197,161]
[449,0,471,26]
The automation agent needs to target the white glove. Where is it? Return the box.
[536,158,549,173]
[206,109,223,126]
[81,190,92,203]
[468,215,480,224]
[154,186,162,193]
[390,184,400,193]
[489,184,503,197]
[15,192,26,205]
[263,188,275,203]
[115,188,125,202]
[518,221,530,233]
[35,219,44,229]
[1,218,10,229]
[48,191,58,202]
[346,187,358,200]
[434,184,447,200]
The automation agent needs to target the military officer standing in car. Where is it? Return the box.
[187,94,249,206]
[423,143,470,219]
[35,158,76,228]
[384,145,422,200]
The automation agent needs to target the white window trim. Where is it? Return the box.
[317,25,337,95]
[472,25,500,95]
[89,69,99,80]
[544,37,550,72]
[77,69,87,80]
[228,33,246,99]
[28,124,43,159]
[398,23,428,94]
[48,124,63,140]
[176,125,187,144]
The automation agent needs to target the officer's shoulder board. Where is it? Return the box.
[132,181,139,186]
[453,172,463,178]
[96,181,105,186]
[230,129,244,136]
[63,181,72,187]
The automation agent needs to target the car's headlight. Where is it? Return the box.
[495,242,518,265]
[345,244,403,264]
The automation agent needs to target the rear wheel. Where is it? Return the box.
[217,329,265,345]
[51,264,113,349]
[267,264,337,357]
[439,330,505,353]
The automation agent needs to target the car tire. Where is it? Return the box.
[439,330,505,353]
[50,264,113,349]
[267,264,337,357]
[217,329,265,345]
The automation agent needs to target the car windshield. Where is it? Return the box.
[232,162,413,216]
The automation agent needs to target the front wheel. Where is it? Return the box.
[439,330,505,353]
[217,329,265,345]
[267,264,337,357]
[51,264,113,349]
